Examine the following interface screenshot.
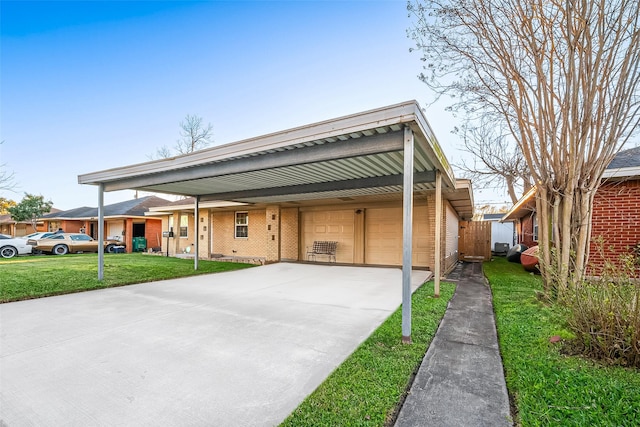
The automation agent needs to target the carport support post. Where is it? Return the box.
[402,126,414,344]
[98,183,104,281]
[194,196,199,271]
[434,171,442,297]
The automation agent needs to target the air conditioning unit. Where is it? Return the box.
[494,243,510,254]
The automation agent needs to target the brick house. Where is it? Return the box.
[590,146,640,274]
[502,146,640,275]
[0,208,61,237]
[79,101,475,280]
[39,196,169,253]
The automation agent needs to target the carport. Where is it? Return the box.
[78,100,473,341]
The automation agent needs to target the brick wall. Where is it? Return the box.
[144,219,163,249]
[589,180,640,276]
[213,210,267,257]
[280,207,299,260]
[518,214,537,248]
[265,206,280,262]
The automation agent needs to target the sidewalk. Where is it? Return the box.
[394,262,513,427]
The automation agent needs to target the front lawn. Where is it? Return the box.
[485,257,640,426]
[0,253,254,303]
[281,281,455,426]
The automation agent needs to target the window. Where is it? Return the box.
[235,212,248,238]
[71,234,92,241]
[533,214,538,242]
[180,214,188,238]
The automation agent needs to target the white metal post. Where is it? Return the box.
[434,170,442,297]
[98,183,104,280]
[402,126,414,343]
[194,196,199,270]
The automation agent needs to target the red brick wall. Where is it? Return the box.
[145,219,163,249]
[589,180,640,276]
[518,214,537,248]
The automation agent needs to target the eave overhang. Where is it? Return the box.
[78,101,469,216]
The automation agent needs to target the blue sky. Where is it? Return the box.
[1,0,498,209]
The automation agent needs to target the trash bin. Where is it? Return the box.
[132,237,147,252]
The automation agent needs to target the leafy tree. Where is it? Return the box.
[151,114,214,159]
[0,197,17,214]
[408,0,640,297]
[8,193,53,232]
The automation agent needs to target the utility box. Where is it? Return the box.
[132,237,147,252]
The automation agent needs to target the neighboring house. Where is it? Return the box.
[500,187,538,249]
[39,196,169,253]
[79,101,475,276]
[0,209,61,237]
[482,213,515,252]
[591,146,640,273]
[502,146,640,275]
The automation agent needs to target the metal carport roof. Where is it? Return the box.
[78,100,473,341]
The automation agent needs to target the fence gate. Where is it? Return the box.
[458,220,491,261]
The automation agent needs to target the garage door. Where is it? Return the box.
[301,210,354,263]
[107,221,124,240]
[365,207,429,267]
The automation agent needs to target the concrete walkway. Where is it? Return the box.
[394,262,513,427]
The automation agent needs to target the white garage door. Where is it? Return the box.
[301,210,354,263]
[365,207,429,267]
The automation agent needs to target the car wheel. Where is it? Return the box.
[105,244,116,253]
[0,245,18,259]
[53,244,69,255]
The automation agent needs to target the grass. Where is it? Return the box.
[485,257,640,426]
[0,253,254,303]
[280,281,455,427]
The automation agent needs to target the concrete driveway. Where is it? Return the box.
[0,263,428,426]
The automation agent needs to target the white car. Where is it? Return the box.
[21,232,56,240]
[0,234,33,258]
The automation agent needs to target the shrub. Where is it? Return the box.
[564,253,640,368]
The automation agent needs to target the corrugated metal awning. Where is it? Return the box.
[78,101,472,218]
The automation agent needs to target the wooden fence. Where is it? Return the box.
[458,220,492,261]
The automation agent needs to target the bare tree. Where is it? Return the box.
[409,0,640,297]
[0,140,16,192]
[455,121,532,204]
[151,115,214,159]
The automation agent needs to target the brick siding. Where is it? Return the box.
[589,180,640,276]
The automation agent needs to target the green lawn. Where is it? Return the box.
[281,281,455,427]
[485,257,640,426]
[0,253,254,303]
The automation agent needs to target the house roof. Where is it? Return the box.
[503,147,640,221]
[40,196,170,220]
[501,187,536,222]
[1,208,62,225]
[483,213,507,221]
[603,146,640,179]
[78,101,474,220]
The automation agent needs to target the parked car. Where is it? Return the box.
[0,234,33,258]
[29,233,123,255]
[20,231,56,240]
